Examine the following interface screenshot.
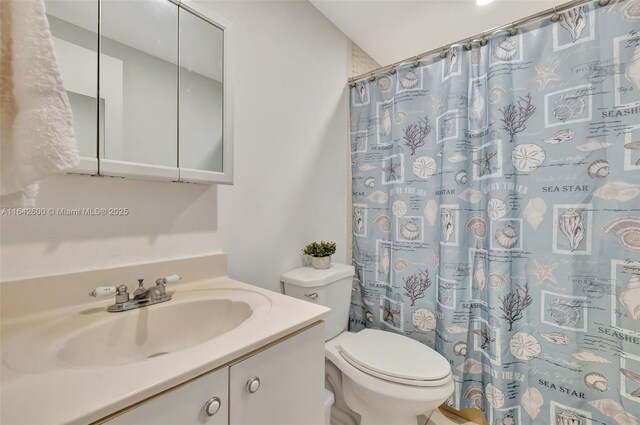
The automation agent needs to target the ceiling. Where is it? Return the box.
[309,0,560,66]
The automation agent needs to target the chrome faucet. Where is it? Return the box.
[89,275,182,312]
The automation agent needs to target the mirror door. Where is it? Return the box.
[99,0,179,180]
[178,5,228,183]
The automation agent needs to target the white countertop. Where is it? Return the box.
[0,276,330,425]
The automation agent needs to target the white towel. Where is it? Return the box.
[0,0,79,207]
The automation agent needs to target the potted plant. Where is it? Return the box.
[302,241,337,270]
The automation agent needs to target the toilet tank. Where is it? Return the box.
[281,264,355,341]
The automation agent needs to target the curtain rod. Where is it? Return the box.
[348,0,610,85]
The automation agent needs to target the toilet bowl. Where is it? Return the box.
[281,264,453,425]
[327,329,454,425]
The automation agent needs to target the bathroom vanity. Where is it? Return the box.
[104,325,323,425]
[0,254,328,425]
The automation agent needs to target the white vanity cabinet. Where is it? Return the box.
[104,367,229,425]
[229,323,325,425]
[101,324,324,425]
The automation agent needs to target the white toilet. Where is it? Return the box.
[281,264,454,425]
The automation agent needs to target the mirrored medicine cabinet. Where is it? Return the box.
[44,0,233,184]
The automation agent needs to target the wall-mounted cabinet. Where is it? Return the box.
[44,0,233,184]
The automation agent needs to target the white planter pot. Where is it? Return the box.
[311,256,331,270]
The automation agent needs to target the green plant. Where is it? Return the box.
[302,241,336,258]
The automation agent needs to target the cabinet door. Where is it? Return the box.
[178,2,233,185]
[44,0,99,174]
[229,324,325,425]
[104,367,228,425]
[178,6,223,183]
[98,0,179,181]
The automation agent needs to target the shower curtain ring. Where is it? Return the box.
[550,7,560,22]
[368,72,375,82]
[439,48,448,59]
[349,78,356,88]
[479,34,488,46]
[464,39,473,51]
[413,56,421,67]
[598,0,610,6]
[390,65,397,74]
[508,23,517,36]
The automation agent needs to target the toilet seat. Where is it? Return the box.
[338,329,452,387]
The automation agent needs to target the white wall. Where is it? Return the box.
[205,0,350,289]
[311,0,559,66]
[0,0,350,292]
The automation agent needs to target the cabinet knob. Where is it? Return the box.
[246,377,260,394]
[204,396,221,416]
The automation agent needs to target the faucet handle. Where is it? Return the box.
[156,274,182,285]
[153,275,181,300]
[89,286,117,297]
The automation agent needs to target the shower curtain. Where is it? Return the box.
[349,2,640,425]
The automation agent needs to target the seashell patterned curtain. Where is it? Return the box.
[349,1,640,424]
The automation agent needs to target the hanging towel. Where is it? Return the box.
[0,0,79,207]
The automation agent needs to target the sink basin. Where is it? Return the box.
[2,288,271,373]
[58,299,251,367]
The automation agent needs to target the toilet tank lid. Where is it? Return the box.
[281,264,355,287]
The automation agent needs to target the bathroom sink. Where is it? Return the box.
[58,298,252,367]
[2,288,270,372]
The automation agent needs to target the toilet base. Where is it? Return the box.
[341,373,443,425]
